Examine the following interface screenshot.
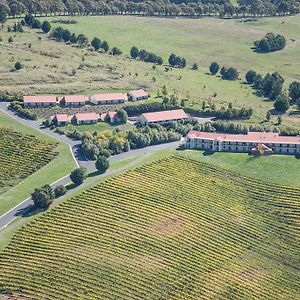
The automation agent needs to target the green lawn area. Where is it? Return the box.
[178,149,300,187]
[0,110,77,216]
[65,120,134,133]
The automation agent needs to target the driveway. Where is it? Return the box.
[0,102,182,229]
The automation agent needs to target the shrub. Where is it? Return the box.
[70,167,87,185]
[274,94,289,112]
[209,62,219,75]
[95,156,109,174]
[54,185,67,198]
[14,61,22,70]
[31,184,55,209]
[41,21,51,33]
[245,70,257,84]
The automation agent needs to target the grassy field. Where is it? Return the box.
[0,110,77,216]
[0,15,299,128]
[0,156,299,299]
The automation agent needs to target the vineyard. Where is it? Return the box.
[0,127,58,194]
[0,156,299,299]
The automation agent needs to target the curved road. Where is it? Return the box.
[0,102,182,230]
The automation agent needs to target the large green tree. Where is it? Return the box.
[70,167,87,185]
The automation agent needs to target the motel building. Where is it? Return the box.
[53,114,70,126]
[185,130,300,155]
[62,95,87,107]
[128,89,149,101]
[23,96,57,107]
[137,109,187,125]
[73,113,100,125]
[90,93,127,105]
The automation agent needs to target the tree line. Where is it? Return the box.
[130,46,163,65]
[0,0,299,24]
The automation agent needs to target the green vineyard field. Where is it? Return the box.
[0,127,58,195]
[0,156,299,299]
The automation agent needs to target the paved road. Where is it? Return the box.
[0,102,182,230]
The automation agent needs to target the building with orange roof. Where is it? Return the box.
[90,93,127,105]
[137,109,187,125]
[62,95,87,107]
[73,113,99,125]
[23,96,57,107]
[128,89,148,102]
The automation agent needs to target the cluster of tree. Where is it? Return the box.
[91,37,109,52]
[209,62,239,80]
[0,0,299,23]
[194,120,300,136]
[185,104,253,120]
[9,101,37,120]
[168,53,186,68]
[31,184,67,209]
[51,26,89,47]
[254,33,286,53]
[81,126,181,160]
[9,22,23,32]
[130,46,163,65]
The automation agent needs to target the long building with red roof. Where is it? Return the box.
[90,93,127,105]
[73,113,100,125]
[137,109,187,125]
[62,95,87,107]
[185,130,300,155]
[23,96,57,107]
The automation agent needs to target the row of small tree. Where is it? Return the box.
[209,62,239,81]
[32,157,109,209]
[24,14,51,33]
[130,46,163,65]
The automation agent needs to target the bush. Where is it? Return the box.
[254,33,286,53]
[8,36,13,43]
[274,94,289,112]
[209,62,219,75]
[41,21,51,33]
[14,62,22,70]
[245,70,257,84]
[70,167,87,185]
[95,156,109,174]
[111,47,122,55]
[222,67,239,81]
[31,184,54,209]
[54,185,67,198]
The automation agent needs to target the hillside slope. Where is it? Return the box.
[0,156,299,299]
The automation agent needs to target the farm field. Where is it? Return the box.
[0,15,300,128]
[0,110,77,215]
[0,156,299,299]
[0,127,57,195]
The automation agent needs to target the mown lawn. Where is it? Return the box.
[0,110,77,216]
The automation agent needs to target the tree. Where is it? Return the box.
[0,4,9,24]
[192,63,198,70]
[101,40,109,52]
[15,62,22,70]
[8,36,13,43]
[261,72,284,100]
[51,26,64,40]
[111,47,122,55]
[32,19,41,29]
[54,185,67,198]
[156,56,163,65]
[274,94,289,112]
[277,115,282,125]
[41,21,51,33]
[168,53,176,66]
[70,166,87,185]
[91,37,101,50]
[245,70,257,84]
[209,62,219,75]
[117,109,128,123]
[69,33,77,44]
[222,67,239,81]
[95,156,109,174]
[289,81,300,102]
[77,34,88,47]
[130,46,139,59]
[62,29,71,42]
[24,13,34,26]
[31,184,55,209]
[266,111,271,122]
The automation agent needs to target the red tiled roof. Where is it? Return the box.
[74,112,99,121]
[55,114,69,122]
[129,89,148,98]
[24,95,57,103]
[64,95,86,103]
[187,130,300,145]
[142,109,187,123]
[91,93,127,102]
